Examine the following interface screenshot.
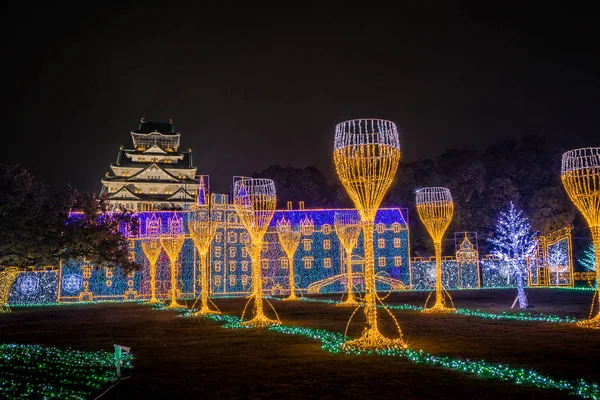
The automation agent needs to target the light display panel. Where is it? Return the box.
[8,268,58,305]
[410,258,479,290]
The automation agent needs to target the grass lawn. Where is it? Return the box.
[0,288,599,399]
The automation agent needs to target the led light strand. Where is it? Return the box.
[296,297,577,324]
[200,314,599,399]
[0,343,133,400]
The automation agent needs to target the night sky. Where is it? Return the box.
[2,3,599,194]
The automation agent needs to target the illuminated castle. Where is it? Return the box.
[100,118,200,211]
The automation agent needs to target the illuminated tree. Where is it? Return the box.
[188,201,219,316]
[141,214,162,303]
[547,243,569,286]
[488,202,537,308]
[233,178,279,327]
[277,216,301,301]
[579,244,596,272]
[160,214,185,309]
[334,210,361,306]
[0,165,139,271]
[0,267,19,313]
[561,147,600,327]
[334,118,406,350]
[416,187,455,313]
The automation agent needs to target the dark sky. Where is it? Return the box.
[2,3,599,194]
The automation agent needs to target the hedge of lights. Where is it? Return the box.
[0,343,132,399]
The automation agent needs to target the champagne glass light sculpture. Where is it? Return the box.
[334,210,361,306]
[233,178,279,327]
[188,202,219,316]
[277,216,301,301]
[141,213,162,304]
[416,187,455,313]
[0,267,19,313]
[561,147,600,328]
[334,118,406,350]
[160,213,185,309]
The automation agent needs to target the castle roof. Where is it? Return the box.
[115,148,195,169]
[134,118,176,134]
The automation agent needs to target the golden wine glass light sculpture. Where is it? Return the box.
[188,202,220,316]
[334,210,361,306]
[416,187,455,313]
[277,216,301,301]
[0,267,19,313]
[233,178,280,327]
[561,147,600,328]
[334,118,406,350]
[141,213,162,304]
[160,213,186,309]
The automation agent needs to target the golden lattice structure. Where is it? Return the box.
[277,216,301,301]
[0,267,19,313]
[334,118,406,351]
[160,214,185,309]
[141,213,162,304]
[334,210,361,306]
[416,187,455,313]
[561,147,600,328]
[233,178,280,327]
[188,202,220,316]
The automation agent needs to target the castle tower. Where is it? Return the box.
[100,118,200,211]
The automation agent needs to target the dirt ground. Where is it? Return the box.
[1,288,598,399]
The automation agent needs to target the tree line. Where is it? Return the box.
[253,135,587,258]
[0,164,138,271]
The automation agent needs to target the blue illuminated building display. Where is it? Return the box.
[5,194,575,305]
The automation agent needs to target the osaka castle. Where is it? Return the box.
[100,118,200,211]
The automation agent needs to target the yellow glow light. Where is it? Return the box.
[277,216,301,301]
[561,147,600,327]
[160,214,185,309]
[416,187,455,313]
[141,214,162,304]
[0,267,19,313]
[233,178,280,327]
[334,210,361,306]
[188,202,220,316]
[334,118,406,351]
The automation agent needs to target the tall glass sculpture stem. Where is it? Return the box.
[561,147,600,328]
[344,248,354,303]
[362,220,378,330]
[434,240,443,307]
[250,243,265,317]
